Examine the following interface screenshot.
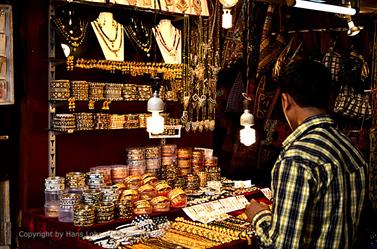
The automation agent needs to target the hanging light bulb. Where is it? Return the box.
[147,111,164,134]
[346,16,362,36]
[240,109,256,146]
[147,89,165,135]
[219,0,238,29]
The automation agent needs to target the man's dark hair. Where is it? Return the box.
[279,58,333,110]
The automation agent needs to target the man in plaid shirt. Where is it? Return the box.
[245,59,367,249]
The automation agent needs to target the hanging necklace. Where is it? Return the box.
[124,18,152,57]
[181,15,190,128]
[94,19,119,48]
[154,23,181,59]
[92,20,123,57]
[52,16,89,51]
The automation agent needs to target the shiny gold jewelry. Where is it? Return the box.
[66,55,74,71]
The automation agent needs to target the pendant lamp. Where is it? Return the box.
[147,77,165,135]
[219,0,238,29]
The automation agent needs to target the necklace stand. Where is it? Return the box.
[91,12,124,61]
[152,19,182,64]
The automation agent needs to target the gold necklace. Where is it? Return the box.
[124,18,152,57]
[52,16,89,50]
[94,19,119,48]
[154,24,181,58]
[92,21,123,57]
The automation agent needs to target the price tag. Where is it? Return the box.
[148,125,181,138]
[261,188,273,200]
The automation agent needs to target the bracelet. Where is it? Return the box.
[50,80,70,101]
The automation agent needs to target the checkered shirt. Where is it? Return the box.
[252,114,367,249]
[322,48,342,83]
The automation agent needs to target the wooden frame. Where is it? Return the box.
[0,5,13,105]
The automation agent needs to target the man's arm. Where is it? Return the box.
[246,159,315,248]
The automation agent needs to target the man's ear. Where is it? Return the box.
[281,92,290,112]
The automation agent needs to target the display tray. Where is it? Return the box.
[77,236,252,249]
[21,207,185,249]
[20,190,267,249]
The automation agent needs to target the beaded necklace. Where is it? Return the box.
[154,23,181,59]
[93,19,119,48]
[52,16,89,51]
[124,18,152,57]
[92,20,123,57]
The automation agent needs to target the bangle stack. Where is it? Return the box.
[73,204,95,227]
[95,202,115,223]
[138,184,156,201]
[110,165,129,184]
[53,114,76,132]
[71,80,89,101]
[105,83,123,101]
[95,113,111,129]
[137,85,152,101]
[90,166,113,185]
[58,193,81,223]
[89,82,105,101]
[119,189,139,203]
[196,171,208,188]
[191,149,205,174]
[115,200,134,219]
[75,112,94,131]
[145,146,161,159]
[123,84,138,101]
[124,114,139,129]
[150,196,170,213]
[186,174,199,190]
[86,171,106,189]
[138,113,147,128]
[110,114,126,129]
[66,172,86,189]
[101,186,119,204]
[133,200,152,215]
[124,175,142,190]
[205,156,221,181]
[82,188,103,205]
[44,176,65,191]
[50,79,70,101]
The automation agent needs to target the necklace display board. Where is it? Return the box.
[152,19,182,64]
[91,12,124,61]
[160,0,209,16]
